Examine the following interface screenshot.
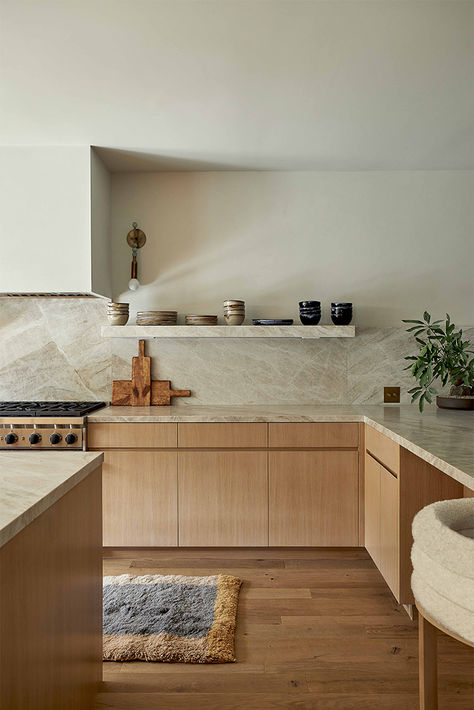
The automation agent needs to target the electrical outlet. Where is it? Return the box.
[384,386,400,403]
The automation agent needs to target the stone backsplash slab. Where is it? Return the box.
[0,299,471,405]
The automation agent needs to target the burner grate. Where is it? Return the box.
[0,401,106,417]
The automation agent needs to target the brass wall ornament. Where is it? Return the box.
[126,222,146,291]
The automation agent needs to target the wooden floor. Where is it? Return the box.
[93,548,474,709]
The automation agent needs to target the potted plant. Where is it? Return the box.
[403,312,474,411]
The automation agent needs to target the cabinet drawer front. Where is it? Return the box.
[269,423,358,448]
[365,425,399,475]
[87,423,177,449]
[269,450,359,546]
[178,423,267,448]
[178,451,268,546]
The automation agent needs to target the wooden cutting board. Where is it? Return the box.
[112,340,191,406]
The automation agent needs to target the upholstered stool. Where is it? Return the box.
[411,498,474,709]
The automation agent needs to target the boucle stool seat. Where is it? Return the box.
[411,498,474,710]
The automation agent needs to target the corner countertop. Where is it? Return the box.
[0,451,104,548]
[87,405,474,490]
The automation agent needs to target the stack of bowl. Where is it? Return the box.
[107,302,129,325]
[299,301,321,325]
[331,302,353,325]
[185,314,218,326]
[223,299,245,325]
[136,310,177,325]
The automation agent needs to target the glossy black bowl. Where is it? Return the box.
[300,312,321,325]
[331,302,352,309]
[299,307,321,314]
[299,300,321,308]
[331,309,352,325]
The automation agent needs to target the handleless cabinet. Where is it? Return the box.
[87,422,177,449]
[89,420,361,548]
[364,427,463,605]
[364,451,381,567]
[379,464,399,597]
[102,451,178,546]
[364,451,400,600]
[178,451,268,546]
[269,450,359,546]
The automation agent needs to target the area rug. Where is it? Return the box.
[103,573,241,663]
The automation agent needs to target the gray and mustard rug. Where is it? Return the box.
[103,573,241,663]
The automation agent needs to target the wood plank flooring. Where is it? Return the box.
[93,548,474,709]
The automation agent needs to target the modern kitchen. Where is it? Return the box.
[0,2,473,709]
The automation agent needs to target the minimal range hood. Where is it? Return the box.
[0,146,111,298]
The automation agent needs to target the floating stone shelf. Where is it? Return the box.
[101,325,355,339]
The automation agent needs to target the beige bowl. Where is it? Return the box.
[107,313,129,325]
[224,313,245,325]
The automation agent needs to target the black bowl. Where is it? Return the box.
[300,312,321,325]
[299,300,321,308]
[331,302,352,308]
[331,311,352,325]
[299,307,321,313]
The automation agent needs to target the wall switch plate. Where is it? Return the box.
[384,386,400,403]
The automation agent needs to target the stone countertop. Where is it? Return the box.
[0,451,104,547]
[88,405,474,490]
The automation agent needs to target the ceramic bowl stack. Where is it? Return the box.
[107,302,129,325]
[185,314,218,326]
[136,311,177,326]
[299,300,321,325]
[223,299,245,325]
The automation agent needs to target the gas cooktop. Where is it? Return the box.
[0,401,107,417]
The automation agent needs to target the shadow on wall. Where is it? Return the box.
[108,170,473,327]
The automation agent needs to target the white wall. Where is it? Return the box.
[1,0,472,170]
[111,170,474,327]
[0,146,92,293]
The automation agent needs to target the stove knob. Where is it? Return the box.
[49,433,62,445]
[29,433,41,445]
[65,433,77,445]
[5,433,17,445]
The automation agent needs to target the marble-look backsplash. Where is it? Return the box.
[0,299,472,405]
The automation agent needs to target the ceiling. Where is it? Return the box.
[1,0,473,171]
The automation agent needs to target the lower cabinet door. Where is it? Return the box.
[102,451,178,546]
[379,464,399,599]
[269,451,359,546]
[178,451,268,546]
[364,453,381,567]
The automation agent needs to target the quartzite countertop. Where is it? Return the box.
[0,451,104,547]
[87,405,474,490]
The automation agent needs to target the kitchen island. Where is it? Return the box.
[0,451,104,710]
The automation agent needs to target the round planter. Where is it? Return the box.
[436,395,474,411]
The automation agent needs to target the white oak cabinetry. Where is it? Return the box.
[0,467,103,709]
[178,451,268,546]
[364,451,399,598]
[88,421,361,547]
[101,451,178,546]
[89,420,464,582]
[364,425,463,604]
[269,450,359,546]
